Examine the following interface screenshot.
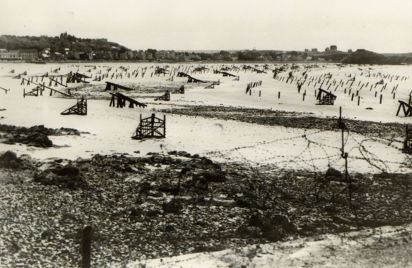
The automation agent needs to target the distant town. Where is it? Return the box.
[0,33,411,64]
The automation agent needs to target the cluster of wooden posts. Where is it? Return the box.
[245,80,262,95]
[21,77,71,98]
[272,66,411,111]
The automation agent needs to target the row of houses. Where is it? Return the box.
[0,49,38,60]
[0,48,141,61]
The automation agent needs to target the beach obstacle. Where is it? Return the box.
[177,85,185,94]
[61,98,87,115]
[154,67,169,76]
[132,113,166,140]
[105,81,134,91]
[49,76,67,87]
[396,99,412,117]
[214,70,240,80]
[403,125,412,154]
[205,80,220,89]
[316,88,337,105]
[109,92,147,108]
[81,226,92,268]
[21,78,71,97]
[67,72,91,83]
[23,86,40,97]
[0,86,9,94]
[155,90,170,101]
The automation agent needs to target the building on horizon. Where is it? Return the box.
[0,49,21,60]
[19,49,39,60]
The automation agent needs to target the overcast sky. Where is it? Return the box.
[0,0,411,53]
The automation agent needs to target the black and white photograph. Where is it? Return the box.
[0,0,411,267]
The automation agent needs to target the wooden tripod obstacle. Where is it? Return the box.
[316,88,337,105]
[396,96,412,117]
[132,114,166,140]
[109,92,147,108]
[403,125,412,154]
[61,98,87,115]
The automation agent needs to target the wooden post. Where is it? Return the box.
[380,94,383,104]
[151,113,155,137]
[163,114,166,137]
[278,91,280,99]
[358,96,360,106]
[344,152,351,208]
[81,226,92,268]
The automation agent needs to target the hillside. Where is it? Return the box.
[343,49,412,65]
[0,33,131,60]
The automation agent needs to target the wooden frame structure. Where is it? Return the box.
[214,70,239,80]
[21,78,71,97]
[61,98,87,115]
[155,90,170,101]
[403,125,412,154]
[396,99,412,117]
[109,92,147,108]
[49,76,67,87]
[317,88,337,105]
[23,86,40,97]
[67,72,91,83]
[177,72,189,78]
[132,114,166,140]
[105,81,134,91]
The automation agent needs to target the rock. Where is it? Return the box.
[163,199,183,214]
[34,164,86,189]
[325,167,342,180]
[191,175,209,193]
[26,132,53,147]
[202,170,226,182]
[53,165,80,177]
[0,151,21,169]
[129,208,143,218]
[248,213,264,227]
[237,225,261,238]
[164,224,176,232]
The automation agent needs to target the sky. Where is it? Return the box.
[0,0,411,53]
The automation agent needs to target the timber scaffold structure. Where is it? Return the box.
[61,98,88,115]
[317,88,337,105]
[132,114,166,140]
